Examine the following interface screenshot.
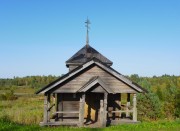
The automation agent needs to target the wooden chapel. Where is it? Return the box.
[36,19,147,127]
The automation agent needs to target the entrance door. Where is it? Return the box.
[84,93,104,125]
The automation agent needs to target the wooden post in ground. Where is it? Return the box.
[103,93,108,127]
[119,93,122,118]
[52,93,56,114]
[115,93,121,119]
[99,99,104,127]
[43,94,50,123]
[79,93,85,127]
[133,94,137,121]
[126,93,130,117]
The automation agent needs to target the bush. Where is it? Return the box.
[137,79,161,121]
[0,90,18,101]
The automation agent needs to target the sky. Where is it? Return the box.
[0,0,180,78]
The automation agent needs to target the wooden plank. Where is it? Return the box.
[79,94,85,127]
[103,93,108,127]
[43,95,48,123]
[40,121,78,126]
[47,94,50,122]
[54,111,79,114]
[111,110,133,113]
[99,100,104,127]
[54,66,135,93]
[133,94,137,121]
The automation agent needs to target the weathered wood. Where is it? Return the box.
[47,94,50,122]
[119,93,122,118]
[103,93,108,127]
[133,94,137,122]
[53,66,137,93]
[111,110,133,113]
[43,94,50,123]
[40,121,79,126]
[79,94,85,127]
[43,95,48,123]
[126,93,130,117]
[91,85,107,93]
[99,99,104,127]
[55,111,79,114]
[57,93,81,120]
[52,94,56,113]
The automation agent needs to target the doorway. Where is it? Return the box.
[84,93,104,125]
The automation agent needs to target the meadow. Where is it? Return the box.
[0,75,180,131]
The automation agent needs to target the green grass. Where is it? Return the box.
[0,96,43,125]
[0,87,180,131]
[0,120,180,131]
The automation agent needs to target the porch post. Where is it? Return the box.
[103,93,108,127]
[52,93,56,113]
[43,93,50,123]
[99,100,104,127]
[133,94,137,121]
[126,93,130,117]
[79,93,85,127]
[119,93,122,118]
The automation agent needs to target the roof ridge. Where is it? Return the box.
[66,45,113,66]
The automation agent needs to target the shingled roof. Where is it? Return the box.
[66,45,113,67]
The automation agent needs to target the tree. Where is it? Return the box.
[137,79,161,120]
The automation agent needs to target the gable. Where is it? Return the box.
[36,58,146,94]
[77,76,114,93]
[52,65,138,93]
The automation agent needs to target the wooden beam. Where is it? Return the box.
[47,94,50,122]
[111,110,133,113]
[54,111,79,114]
[126,93,130,117]
[79,93,85,127]
[133,94,137,121]
[119,93,122,118]
[99,99,104,127]
[43,94,50,123]
[103,93,108,127]
[52,94,56,113]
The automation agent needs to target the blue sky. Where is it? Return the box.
[0,0,180,78]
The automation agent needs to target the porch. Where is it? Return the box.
[40,92,138,127]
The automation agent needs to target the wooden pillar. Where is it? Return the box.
[103,93,108,127]
[43,94,50,123]
[126,93,130,117]
[99,100,104,127]
[79,93,85,127]
[133,94,137,121]
[115,93,121,119]
[55,93,58,121]
[52,93,56,113]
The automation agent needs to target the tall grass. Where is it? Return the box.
[0,95,43,125]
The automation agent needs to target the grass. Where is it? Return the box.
[0,87,180,131]
[0,120,180,131]
[0,96,44,125]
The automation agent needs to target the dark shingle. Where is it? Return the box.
[66,45,113,67]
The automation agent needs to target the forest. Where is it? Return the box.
[0,74,180,130]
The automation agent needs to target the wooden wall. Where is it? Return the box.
[57,93,81,121]
[53,65,136,93]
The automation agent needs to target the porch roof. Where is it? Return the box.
[77,76,114,93]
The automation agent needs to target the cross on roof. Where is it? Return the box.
[85,18,90,46]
